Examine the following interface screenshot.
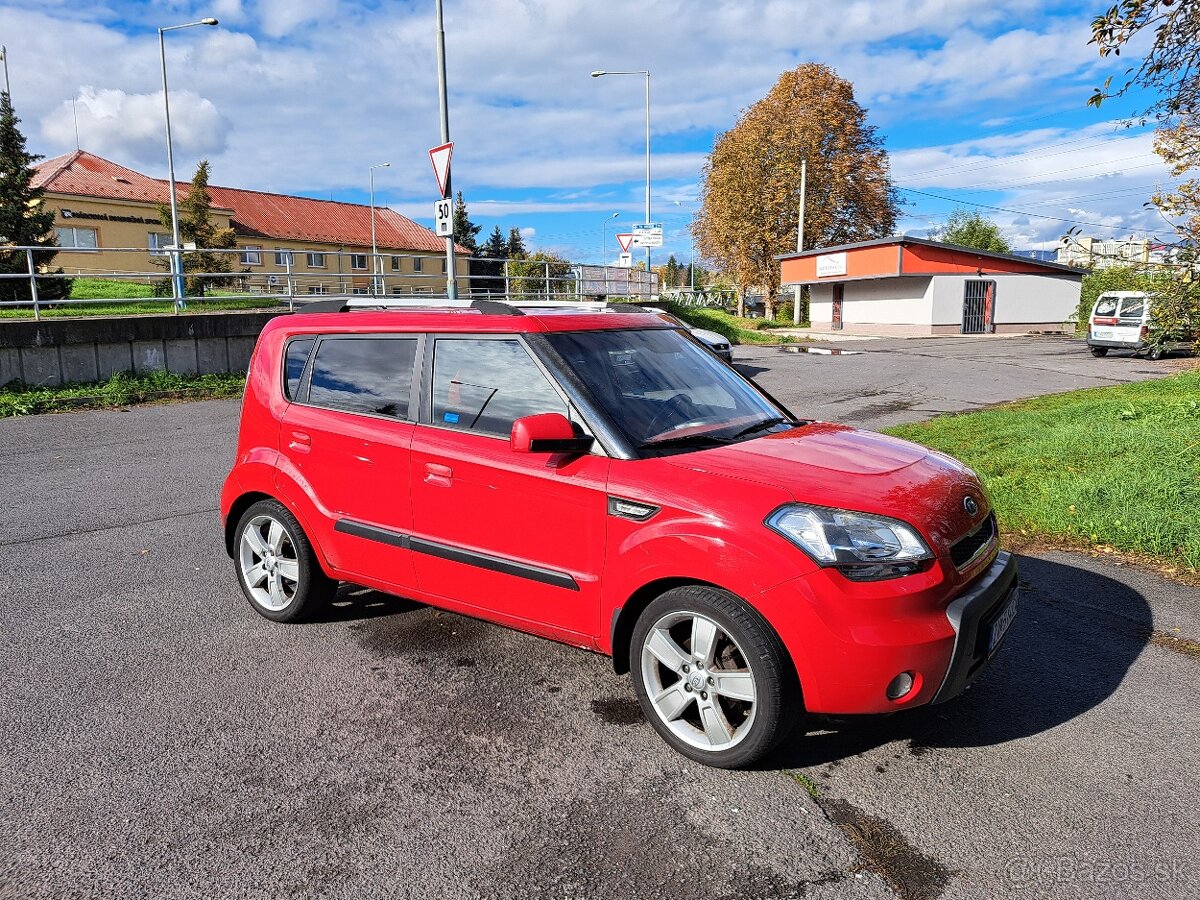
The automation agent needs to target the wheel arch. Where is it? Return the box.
[224,491,274,558]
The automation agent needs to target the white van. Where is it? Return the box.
[1086,291,1186,360]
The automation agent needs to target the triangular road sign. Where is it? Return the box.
[616,233,634,253]
[429,142,453,198]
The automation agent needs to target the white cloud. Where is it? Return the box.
[253,0,338,39]
[41,86,229,167]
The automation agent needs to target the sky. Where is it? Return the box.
[0,0,1173,266]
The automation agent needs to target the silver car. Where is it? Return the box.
[652,312,734,363]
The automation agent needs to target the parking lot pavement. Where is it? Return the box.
[735,333,1184,430]
[1,388,1198,899]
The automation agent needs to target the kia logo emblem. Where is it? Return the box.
[963,496,979,516]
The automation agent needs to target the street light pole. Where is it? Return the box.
[591,69,652,287]
[793,158,807,325]
[600,212,619,265]
[159,17,218,310]
[434,0,457,299]
[1,46,10,97]
[369,162,390,295]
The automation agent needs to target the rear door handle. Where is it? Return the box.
[288,430,311,453]
[424,462,453,487]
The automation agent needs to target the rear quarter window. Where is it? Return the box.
[284,338,315,400]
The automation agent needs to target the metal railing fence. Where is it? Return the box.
[0,247,659,319]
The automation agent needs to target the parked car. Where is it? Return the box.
[649,311,734,362]
[221,299,1017,768]
[1087,291,1190,359]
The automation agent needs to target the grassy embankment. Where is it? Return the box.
[886,370,1200,574]
[668,302,803,345]
[0,370,245,417]
[0,278,281,318]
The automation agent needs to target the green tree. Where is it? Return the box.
[155,160,239,297]
[0,92,70,303]
[506,226,528,259]
[480,225,508,258]
[1088,1,1200,349]
[508,251,573,298]
[452,191,481,255]
[695,63,897,318]
[933,209,1012,253]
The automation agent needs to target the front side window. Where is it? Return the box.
[55,226,98,250]
[431,338,567,436]
[307,337,418,418]
[546,328,788,450]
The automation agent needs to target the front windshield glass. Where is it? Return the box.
[546,328,793,450]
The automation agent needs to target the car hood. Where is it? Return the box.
[662,422,988,553]
[689,327,728,346]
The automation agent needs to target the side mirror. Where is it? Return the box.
[510,413,594,455]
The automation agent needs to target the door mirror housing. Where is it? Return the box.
[510,413,594,455]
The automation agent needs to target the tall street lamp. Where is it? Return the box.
[369,161,390,295]
[1,46,11,97]
[600,211,619,264]
[159,17,218,309]
[591,69,651,282]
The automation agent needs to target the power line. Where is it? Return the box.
[894,187,1151,231]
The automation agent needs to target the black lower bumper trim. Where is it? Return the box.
[930,551,1019,704]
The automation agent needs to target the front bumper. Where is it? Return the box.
[930,551,1019,703]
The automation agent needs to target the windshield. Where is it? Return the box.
[546,328,794,451]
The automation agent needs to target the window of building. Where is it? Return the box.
[307,252,326,269]
[441,258,448,274]
[390,287,404,295]
[391,256,401,271]
[307,284,328,295]
[350,254,368,270]
[241,245,262,265]
[412,256,423,272]
[307,337,418,418]
[275,248,295,267]
[431,338,567,437]
[55,226,98,250]
[147,232,172,255]
[351,287,369,295]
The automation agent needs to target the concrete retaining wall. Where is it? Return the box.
[0,310,289,387]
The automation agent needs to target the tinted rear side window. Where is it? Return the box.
[284,338,314,399]
[431,338,567,435]
[308,337,417,418]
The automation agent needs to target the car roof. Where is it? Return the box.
[269,300,675,336]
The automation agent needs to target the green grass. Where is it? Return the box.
[0,370,246,417]
[72,277,158,299]
[885,371,1200,572]
[667,302,802,345]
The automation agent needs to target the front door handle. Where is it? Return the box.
[424,462,453,488]
[288,430,312,453]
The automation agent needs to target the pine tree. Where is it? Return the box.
[0,92,70,303]
[155,160,239,297]
[452,191,481,255]
[664,254,680,288]
[506,226,528,259]
[480,225,508,258]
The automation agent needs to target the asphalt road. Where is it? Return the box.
[737,333,1185,429]
[1,337,1197,899]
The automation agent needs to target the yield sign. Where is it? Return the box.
[429,141,453,198]
[615,233,635,253]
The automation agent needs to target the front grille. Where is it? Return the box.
[950,513,996,568]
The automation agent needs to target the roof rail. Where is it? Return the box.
[470,299,525,316]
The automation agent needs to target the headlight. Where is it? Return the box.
[765,504,933,581]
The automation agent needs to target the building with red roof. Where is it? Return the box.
[779,236,1083,335]
[33,150,467,295]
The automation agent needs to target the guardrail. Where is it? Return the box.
[0,246,659,319]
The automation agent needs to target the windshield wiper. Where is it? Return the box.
[638,432,730,450]
[726,417,794,440]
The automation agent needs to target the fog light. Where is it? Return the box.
[886,671,915,701]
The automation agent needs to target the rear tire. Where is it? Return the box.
[1090,346,1108,357]
[234,499,336,623]
[1146,346,1164,361]
[630,585,799,768]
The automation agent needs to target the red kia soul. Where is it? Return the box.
[221,300,1018,768]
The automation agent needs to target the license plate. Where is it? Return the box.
[1094,330,1112,338]
[988,592,1018,654]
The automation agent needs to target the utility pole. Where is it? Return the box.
[1,46,10,97]
[792,158,807,325]
[434,0,457,299]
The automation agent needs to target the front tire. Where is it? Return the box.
[1090,346,1108,357]
[630,586,798,768]
[234,499,335,623]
